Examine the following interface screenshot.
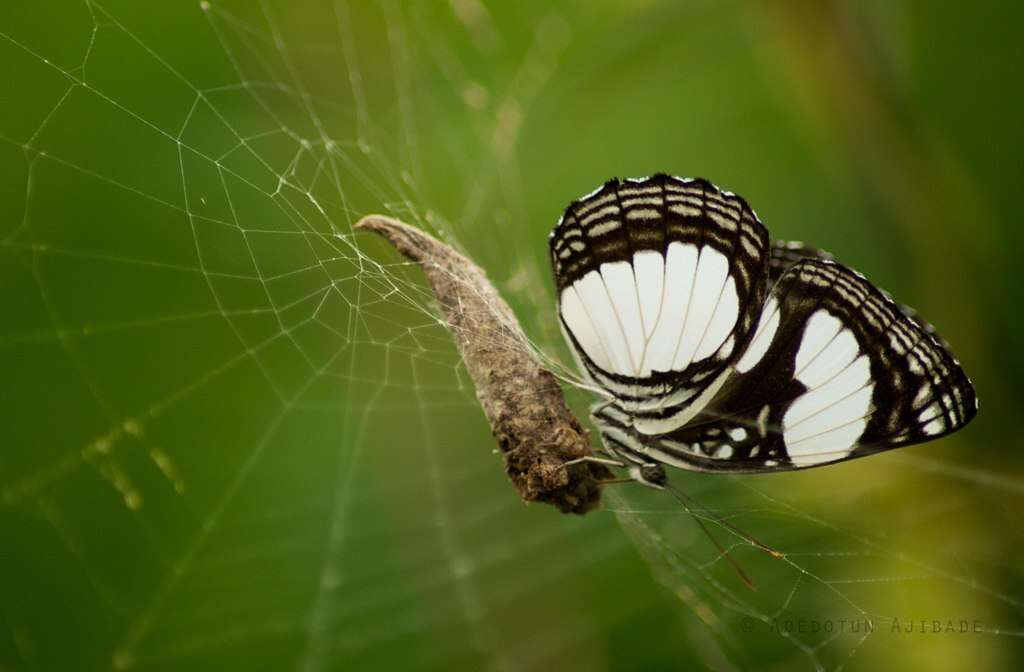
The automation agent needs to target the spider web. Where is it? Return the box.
[0,2,1021,671]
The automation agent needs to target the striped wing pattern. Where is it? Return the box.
[551,174,770,426]
[551,176,978,481]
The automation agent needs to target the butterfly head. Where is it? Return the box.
[629,463,668,489]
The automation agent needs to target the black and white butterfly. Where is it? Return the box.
[550,174,977,488]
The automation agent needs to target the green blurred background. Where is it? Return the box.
[1,1,1021,670]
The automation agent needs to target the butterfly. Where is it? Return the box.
[550,174,978,488]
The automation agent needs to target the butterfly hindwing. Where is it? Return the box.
[593,257,977,473]
[551,174,771,411]
[769,239,834,285]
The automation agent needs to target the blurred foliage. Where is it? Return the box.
[0,1,1021,671]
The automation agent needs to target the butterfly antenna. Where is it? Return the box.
[666,483,783,558]
[664,484,783,591]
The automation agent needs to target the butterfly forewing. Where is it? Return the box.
[593,257,978,473]
[551,174,771,413]
[768,239,835,285]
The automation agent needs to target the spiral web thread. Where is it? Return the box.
[0,2,1020,670]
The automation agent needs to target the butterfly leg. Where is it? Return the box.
[594,477,636,486]
[560,455,626,469]
[596,463,667,488]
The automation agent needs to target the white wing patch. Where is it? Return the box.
[633,250,664,339]
[559,284,613,372]
[792,311,842,374]
[600,261,645,372]
[633,366,733,436]
[646,242,698,373]
[573,270,635,374]
[735,297,780,373]
[672,247,730,370]
[787,354,872,427]
[782,310,875,466]
[560,242,746,379]
[695,274,739,361]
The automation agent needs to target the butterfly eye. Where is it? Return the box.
[638,464,667,487]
